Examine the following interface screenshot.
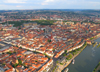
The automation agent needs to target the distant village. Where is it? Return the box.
[0,10,100,24]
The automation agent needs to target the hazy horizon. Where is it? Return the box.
[0,9,100,10]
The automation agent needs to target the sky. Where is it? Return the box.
[0,0,100,10]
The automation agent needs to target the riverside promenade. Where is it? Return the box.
[56,43,87,72]
[54,36,100,72]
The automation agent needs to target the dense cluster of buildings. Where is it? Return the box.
[0,10,100,23]
[0,22,100,72]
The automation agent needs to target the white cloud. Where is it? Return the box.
[88,1,100,6]
[45,0,54,2]
[4,0,27,3]
[1,0,100,9]
[0,4,7,6]
[89,1,100,4]
[41,2,48,5]
[41,0,54,5]
[16,5,22,7]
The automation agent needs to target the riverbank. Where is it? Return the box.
[93,62,100,72]
[63,37,100,72]
[55,42,87,72]
[54,36,100,72]
[91,36,100,42]
[97,43,100,48]
[93,42,97,47]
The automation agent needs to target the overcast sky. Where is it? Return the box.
[0,0,100,10]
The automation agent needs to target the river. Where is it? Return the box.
[62,38,100,72]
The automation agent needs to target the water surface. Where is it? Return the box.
[63,38,100,72]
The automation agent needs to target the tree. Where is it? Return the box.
[7,51,12,55]
[60,63,63,65]
[2,63,5,66]
[44,53,47,56]
[33,51,36,53]
[18,27,21,30]
[27,49,30,51]
[0,28,3,31]
[47,56,50,59]
[53,48,55,51]
[66,53,73,60]
[37,30,39,32]
[35,60,37,62]
[23,63,25,67]
[65,50,67,53]
[63,54,66,56]
[2,53,4,54]
[17,56,21,59]
[20,47,22,49]
[56,61,58,63]
[14,51,16,53]
[43,29,45,32]
[13,63,18,68]
[48,39,51,43]
[18,59,22,65]
[90,37,94,40]
[16,45,18,47]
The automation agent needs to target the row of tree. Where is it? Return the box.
[2,20,55,27]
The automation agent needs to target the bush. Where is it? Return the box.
[27,49,30,51]
[20,47,22,48]
[7,51,12,55]
[65,50,67,53]
[35,60,37,62]
[2,53,4,54]
[53,48,55,51]
[48,39,51,43]
[14,51,16,53]
[90,37,94,40]
[13,63,18,68]
[52,65,57,72]
[18,59,22,65]
[60,63,63,65]
[93,62,100,72]
[16,45,18,47]
[2,63,5,66]
[63,54,66,56]
[66,53,73,60]
[0,28,3,31]
[56,61,58,63]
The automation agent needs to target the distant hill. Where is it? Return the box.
[0,9,100,12]
[81,10,100,13]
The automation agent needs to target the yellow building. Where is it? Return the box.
[23,22,37,27]
[65,22,74,25]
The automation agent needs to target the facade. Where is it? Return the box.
[23,22,37,27]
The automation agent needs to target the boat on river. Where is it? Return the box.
[64,68,69,72]
[72,59,75,64]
